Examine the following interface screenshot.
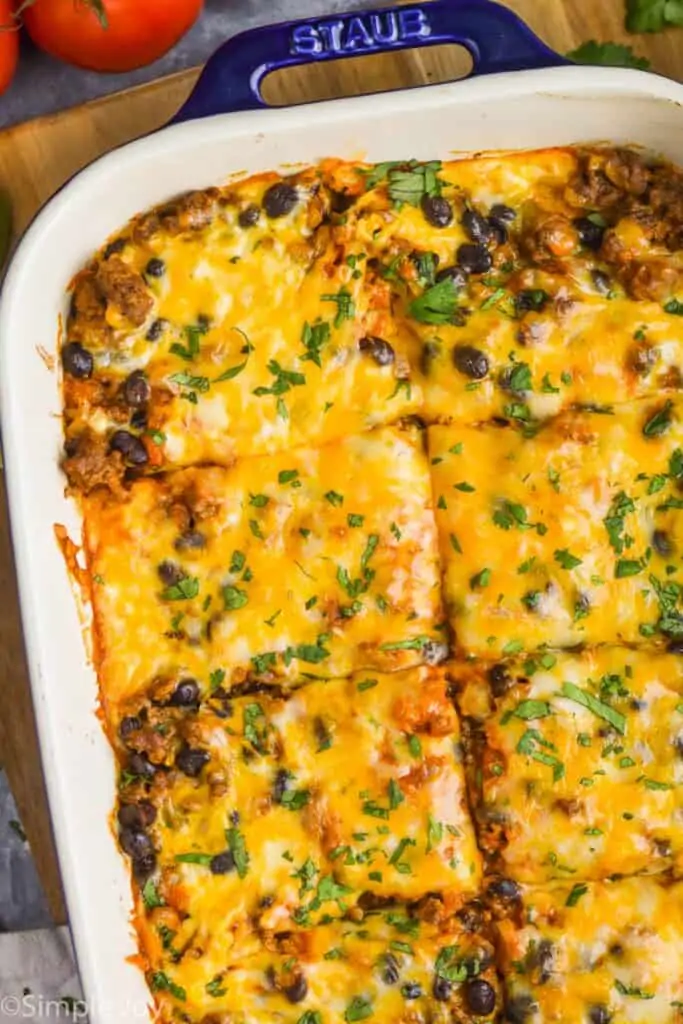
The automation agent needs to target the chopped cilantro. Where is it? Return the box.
[554,548,582,570]
[321,287,356,328]
[160,576,199,601]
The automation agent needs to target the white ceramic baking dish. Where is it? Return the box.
[3,1,683,1019]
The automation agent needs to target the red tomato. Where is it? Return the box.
[0,0,19,94]
[22,0,203,73]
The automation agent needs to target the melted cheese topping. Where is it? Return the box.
[498,878,683,1023]
[454,649,683,881]
[129,668,484,1017]
[430,401,683,657]
[84,425,444,707]
[144,909,500,1023]
[63,145,683,1023]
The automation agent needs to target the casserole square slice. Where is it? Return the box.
[141,904,501,1024]
[452,648,683,882]
[61,167,420,488]
[83,424,446,708]
[119,669,481,972]
[429,400,683,657]
[493,877,683,1024]
[356,145,683,430]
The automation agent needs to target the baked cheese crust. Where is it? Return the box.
[83,425,444,708]
[454,649,683,882]
[495,877,683,1023]
[117,669,487,1019]
[143,906,501,1024]
[430,401,683,657]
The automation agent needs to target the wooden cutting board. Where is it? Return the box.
[2,0,682,928]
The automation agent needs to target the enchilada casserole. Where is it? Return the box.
[61,145,683,1023]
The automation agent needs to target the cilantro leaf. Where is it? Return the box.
[408,277,460,324]
[560,681,626,735]
[222,585,248,610]
[160,576,199,601]
[626,0,683,32]
[225,826,249,878]
[554,548,582,570]
[567,40,650,69]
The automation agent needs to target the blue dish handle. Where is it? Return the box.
[172,0,568,124]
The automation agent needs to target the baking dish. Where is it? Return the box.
[3,0,683,1019]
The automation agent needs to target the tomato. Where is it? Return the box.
[22,0,202,73]
[0,0,19,94]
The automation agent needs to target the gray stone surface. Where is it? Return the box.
[0,0,378,128]
[0,769,51,932]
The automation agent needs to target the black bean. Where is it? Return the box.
[420,341,439,377]
[516,289,549,313]
[669,639,683,655]
[653,529,673,557]
[273,769,289,804]
[117,801,156,830]
[487,876,521,902]
[609,943,624,958]
[263,182,298,218]
[654,837,672,857]
[490,203,516,225]
[533,940,554,983]
[210,850,235,875]
[127,752,156,780]
[109,430,148,465]
[432,975,452,1002]
[174,530,207,552]
[457,901,484,933]
[238,204,260,227]
[330,190,356,213]
[283,975,308,1003]
[506,995,537,1023]
[62,341,95,380]
[132,851,157,883]
[119,828,153,859]
[462,208,492,244]
[453,344,489,380]
[146,318,167,341]
[487,218,507,246]
[382,953,400,985]
[457,243,492,275]
[129,409,147,431]
[314,716,332,751]
[359,335,395,366]
[157,560,183,586]
[630,697,647,711]
[488,664,512,698]
[574,216,605,251]
[401,982,422,1000]
[436,265,468,289]
[230,809,240,825]
[119,715,142,740]
[104,238,126,258]
[175,746,210,777]
[591,269,611,295]
[421,194,453,228]
[588,1007,612,1024]
[168,678,200,707]
[145,258,165,278]
[422,639,449,665]
[123,370,151,408]
[465,979,496,1016]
